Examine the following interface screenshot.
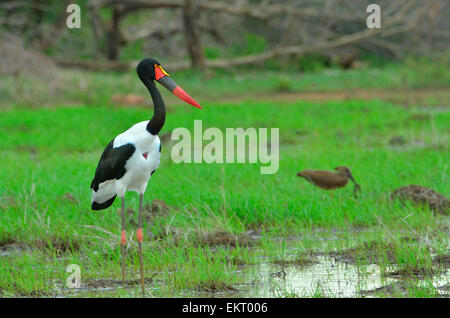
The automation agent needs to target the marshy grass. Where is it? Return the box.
[0,63,448,297]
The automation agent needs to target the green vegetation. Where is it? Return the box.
[0,59,448,297]
[2,56,449,108]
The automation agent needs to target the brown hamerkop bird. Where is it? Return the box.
[297,166,361,198]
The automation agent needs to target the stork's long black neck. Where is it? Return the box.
[143,79,166,135]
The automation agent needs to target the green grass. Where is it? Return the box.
[1,100,448,230]
[0,63,449,297]
[1,56,449,108]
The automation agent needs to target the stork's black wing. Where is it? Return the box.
[90,140,136,192]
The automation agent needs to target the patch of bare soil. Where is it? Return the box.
[410,113,432,121]
[361,281,446,298]
[0,196,19,209]
[390,185,450,215]
[3,287,52,297]
[0,31,57,78]
[151,227,186,242]
[16,146,38,155]
[195,231,255,247]
[360,281,412,297]
[217,88,450,106]
[84,276,155,289]
[0,242,30,256]
[1,236,80,256]
[127,199,173,227]
[0,237,28,254]
[193,281,237,293]
[0,238,17,247]
[438,284,450,292]
[270,269,287,279]
[35,238,81,254]
[61,193,78,204]
[272,257,319,269]
[433,254,450,269]
[329,241,398,265]
[244,229,263,240]
[144,199,171,215]
[223,256,249,266]
[389,135,407,146]
[384,267,440,279]
[112,94,145,106]
[129,199,170,216]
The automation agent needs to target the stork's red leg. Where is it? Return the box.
[121,197,126,287]
[137,194,145,295]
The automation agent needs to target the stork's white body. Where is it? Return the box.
[92,121,161,205]
[89,57,203,293]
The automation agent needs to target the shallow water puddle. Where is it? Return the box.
[50,256,449,297]
[231,256,449,297]
[52,278,161,297]
[233,256,393,297]
[0,243,32,257]
[44,247,449,297]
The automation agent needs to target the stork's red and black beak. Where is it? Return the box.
[154,64,202,109]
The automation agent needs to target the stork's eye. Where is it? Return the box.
[154,64,170,77]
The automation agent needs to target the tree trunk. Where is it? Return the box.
[182,0,205,71]
[39,0,71,51]
[105,8,122,60]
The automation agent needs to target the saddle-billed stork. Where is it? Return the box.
[90,58,201,293]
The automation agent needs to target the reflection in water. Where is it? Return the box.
[52,255,449,297]
[234,256,394,297]
[234,256,449,297]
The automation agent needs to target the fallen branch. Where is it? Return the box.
[60,0,435,71]
[54,16,420,72]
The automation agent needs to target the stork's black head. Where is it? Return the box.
[137,58,161,81]
[136,57,202,109]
